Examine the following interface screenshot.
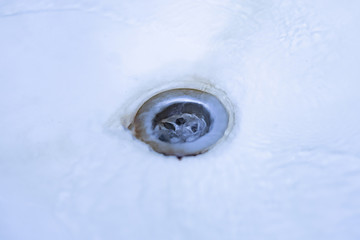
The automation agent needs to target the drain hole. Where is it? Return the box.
[175,118,186,125]
[191,124,198,132]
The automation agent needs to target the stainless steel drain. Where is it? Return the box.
[131,88,230,158]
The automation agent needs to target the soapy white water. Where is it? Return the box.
[1,0,360,239]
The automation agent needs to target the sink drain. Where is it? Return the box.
[131,88,230,158]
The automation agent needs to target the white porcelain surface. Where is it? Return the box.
[1,1,360,239]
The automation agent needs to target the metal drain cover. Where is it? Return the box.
[132,88,229,157]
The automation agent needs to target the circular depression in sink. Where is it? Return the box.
[132,88,230,157]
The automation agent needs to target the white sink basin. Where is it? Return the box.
[0,1,359,239]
